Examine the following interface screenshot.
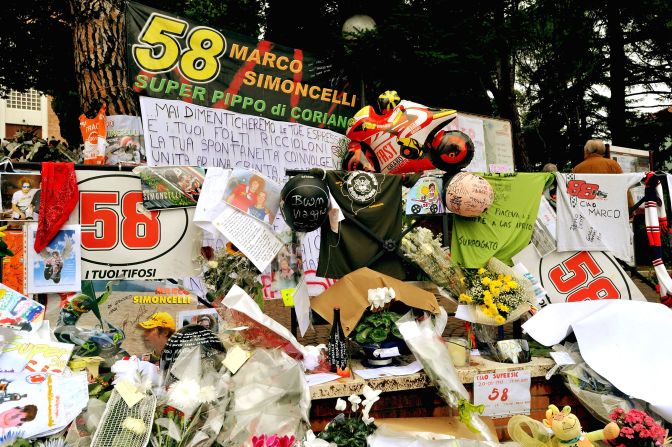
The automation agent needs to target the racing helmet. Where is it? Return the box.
[377,90,400,113]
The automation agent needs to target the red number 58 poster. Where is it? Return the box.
[67,171,200,280]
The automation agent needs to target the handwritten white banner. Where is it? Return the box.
[139,96,348,183]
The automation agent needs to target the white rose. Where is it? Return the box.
[207,260,219,269]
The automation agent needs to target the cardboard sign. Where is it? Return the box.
[67,171,200,280]
[474,370,530,417]
[512,245,646,305]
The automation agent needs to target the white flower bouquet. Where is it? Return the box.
[151,346,231,447]
[400,227,466,299]
[396,313,498,442]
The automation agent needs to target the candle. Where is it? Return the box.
[446,337,468,367]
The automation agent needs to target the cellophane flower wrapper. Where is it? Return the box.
[395,313,498,443]
[368,425,511,447]
[400,227,466,300]
[218,284,319,370]
[152,346,232,447]
[456,258,535,326]
[217,348,310,447]
[553,342,651,424]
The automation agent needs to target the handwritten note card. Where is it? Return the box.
[213,206,283,272]
[474,370,531,417]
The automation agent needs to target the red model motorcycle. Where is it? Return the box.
[342,100,473,174]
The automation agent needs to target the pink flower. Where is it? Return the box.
[610,408,626,421]
[621,427,635,439]
[278,435,296,447]
[639,429,652,439]
[644,416,655,427]
[252,435,267,447]
[265,435,280,447]
[625,411,644,425]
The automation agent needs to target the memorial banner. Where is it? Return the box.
[66,171,200,280]
[126,2,358,132]
[140,96,347,181]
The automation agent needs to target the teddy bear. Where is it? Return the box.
[508,404,620,447]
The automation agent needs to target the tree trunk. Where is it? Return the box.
[493,0,531,171]
[607,1,626,145]
[69,0,138,116]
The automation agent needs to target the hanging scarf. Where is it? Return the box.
[643,172,672,307]
[34,162,79,253]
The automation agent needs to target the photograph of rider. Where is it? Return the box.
[0,173,41,221]
[43,250,64,283]
[138,312,176,365]
[27,225,81,294]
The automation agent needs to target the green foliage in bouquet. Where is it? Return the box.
[318,414,376,447]
[354,311,403,345]
[198,244,264,309]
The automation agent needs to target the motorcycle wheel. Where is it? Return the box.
[342,142,381,172]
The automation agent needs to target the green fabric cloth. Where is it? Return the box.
[451,172,554,268]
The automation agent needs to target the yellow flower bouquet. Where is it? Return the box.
[457,258,534,326]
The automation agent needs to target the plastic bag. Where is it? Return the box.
[553,342,647,423]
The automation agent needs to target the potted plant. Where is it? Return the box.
[353,287,408,367]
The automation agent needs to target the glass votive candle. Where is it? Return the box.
[446,337,469,367]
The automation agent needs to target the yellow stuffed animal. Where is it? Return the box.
[508,404,620,447]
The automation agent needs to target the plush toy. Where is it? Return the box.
[508,404,620,447]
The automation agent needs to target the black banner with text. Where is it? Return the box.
[126,2,357,132]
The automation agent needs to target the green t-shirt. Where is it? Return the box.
[451,172,554,268]
[317,171,411,279]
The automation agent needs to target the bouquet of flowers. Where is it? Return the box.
[316,386,381,447]
[151,347,231,447]
[395,312,498,442]
[457,258,534,325]
[609,408,669,447]
[198,244,263,308]
[400,227,466,299]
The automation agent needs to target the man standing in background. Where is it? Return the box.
[573,139,624,173]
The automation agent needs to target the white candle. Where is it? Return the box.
[447,337,468,367]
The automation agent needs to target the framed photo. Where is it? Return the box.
[177,308,221,333]
[223,169,281,225]
[0,173,41,221]
[26,224,81,294]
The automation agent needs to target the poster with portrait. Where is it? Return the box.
[0,173,41,221]
[26,224,81,294]
[223,169,281,225]
[135,166,205,209]
[177,308,221,333]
